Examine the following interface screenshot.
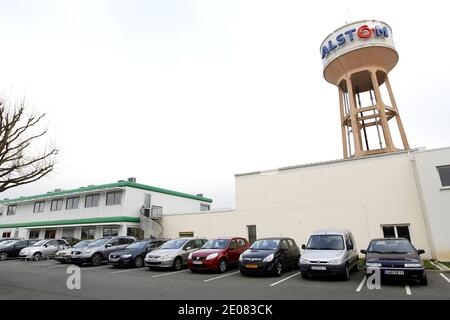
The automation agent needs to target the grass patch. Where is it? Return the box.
[424,260,439,270]
[439,261,450,269]
[358,258,365,269]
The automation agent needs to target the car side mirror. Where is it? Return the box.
[43,244,48,248]
[301,244,306,250]
[105,244,112,248]
[360,249,367,255]
[348,246,353,250]
[417,249,425,255]
[185,247,192,251]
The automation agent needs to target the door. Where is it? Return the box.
[181,240,197,263]
[287,239,300,265]
[247,225,257,244]
[279,240,290,267]
[12,241,28,257]
[104,238,120,257]
[43,240,59,256]
[227,239,240,264]
[44,229,56,239]
[145,241,160,255]
[344,234,357,268]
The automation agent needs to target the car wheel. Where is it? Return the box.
[343,264,350,281]
[33,252,43,261]
[240,270,247,276]
[419,273,428,286]
[91,253,102,266]
[218,259,227,274]
[275,261,283,277]
[0,252,8,261]
[134,256,144,268]
[173,257,182,271]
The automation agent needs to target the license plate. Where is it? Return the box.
[385,270,404,275]
[110,258,119,262]
[245,264,258,269]
[193,261,203,265]
[311,266,327,271]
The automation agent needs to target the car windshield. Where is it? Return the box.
[367,239,415,254]
[32,240,47,247]
[202,239,230,250]
[126,240,149,249]
[0,240,14,247]
[73,241,91,248]
[306,235,344,250]
[159,239,187,249]
[88,238,110,247]
[3,240,18,247]
[250,239,280,250]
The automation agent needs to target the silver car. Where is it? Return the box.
[70,236,136,266]
[145,237,207,271]
[54,240,93,263]
[19,239,69,261]
[299,229,359,280]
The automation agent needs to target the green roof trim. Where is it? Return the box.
[0,216,140,229]
[0,181,213,204]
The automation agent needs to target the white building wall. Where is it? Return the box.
[412,147,450,261]
[162,152,433,259]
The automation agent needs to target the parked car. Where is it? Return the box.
[109,238,169,268]
[70,236,136,266]
[299,229,359,280]
[188,237,250,273]
[0,238,20,247]
[19,239,69,261]
[239,238,300,276]
[54,240,93,263]
[145,237,207,271]
[0,240,38,261]
[361,238,427,285]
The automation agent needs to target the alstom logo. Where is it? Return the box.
[321,25,390,59]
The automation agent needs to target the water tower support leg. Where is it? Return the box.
[347,79,363,157]
[370,70,395,152]
[339,87,349,159]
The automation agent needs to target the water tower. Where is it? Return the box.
[320,20,409,158]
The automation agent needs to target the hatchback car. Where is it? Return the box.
[361,238,427,285]
[145,237,207,271]
[109,238,169,268]
[19,239,69,261]
[0,240,38,261]
[54,240,93,263]
[299,229,359,280]
[70,236,136,266]
[239,238,300,276]
[188,237,250,273]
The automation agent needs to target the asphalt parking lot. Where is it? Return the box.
[0,259,449,300]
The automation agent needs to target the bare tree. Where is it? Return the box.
[0,98,58,193]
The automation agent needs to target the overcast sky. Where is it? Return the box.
[1,0,449,208]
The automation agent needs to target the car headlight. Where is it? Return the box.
[404,263,422,268]
[188,253,193,260]
[206,253,219,260]
[328,259,342,265]
[366,262,382,267]
[300,258,309,264]
[122,254,132,259]
[161,253,175,260]
[263,254,274,262]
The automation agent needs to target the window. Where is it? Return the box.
[151,205,163,218]
[345,235,354,250]
[29,230,40,239]
[33,201,45,213]
[200,204,210,211]
[2,232,11,238]
[184,240,196,249]
[247,225,257,244]
[103,227,119,237]
[0,207,4,217]
[108,239,119,246]
[144,194,151,208]
[194,239,206,248]
[237,239,247,248]
[287,239,296,248]
[280,240,289,250]
[66,197,79,210]
[382,225,411,242]
[106,191,122,206]
[61,228,75,240]
[228,239,237,249]
[81,227,96,240]
[7,205,17,216]
[85,194,99,208]
[127,228,144,240]
[119,238,134,245]
[44,229,56,239]
[50,199,63,211]
[437,165,450,187]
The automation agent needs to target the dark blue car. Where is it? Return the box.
[108,238,169,268]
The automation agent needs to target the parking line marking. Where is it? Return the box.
[436,262,450,271]
[440,273,450,284]
[356,276,366,292]
[151,270,190,278]
[269,272,301,287]
[405,284,411,295]
[49,264,69,269]
[203,271,240,283]
[430,261,445,271]
[111,268,142,274]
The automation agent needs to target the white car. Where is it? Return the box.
[19,239,69,261]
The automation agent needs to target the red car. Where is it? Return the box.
[188,237,250,273]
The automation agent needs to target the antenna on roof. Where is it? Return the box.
[346,8,352,24]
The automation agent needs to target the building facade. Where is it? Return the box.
[0,179,212,241]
